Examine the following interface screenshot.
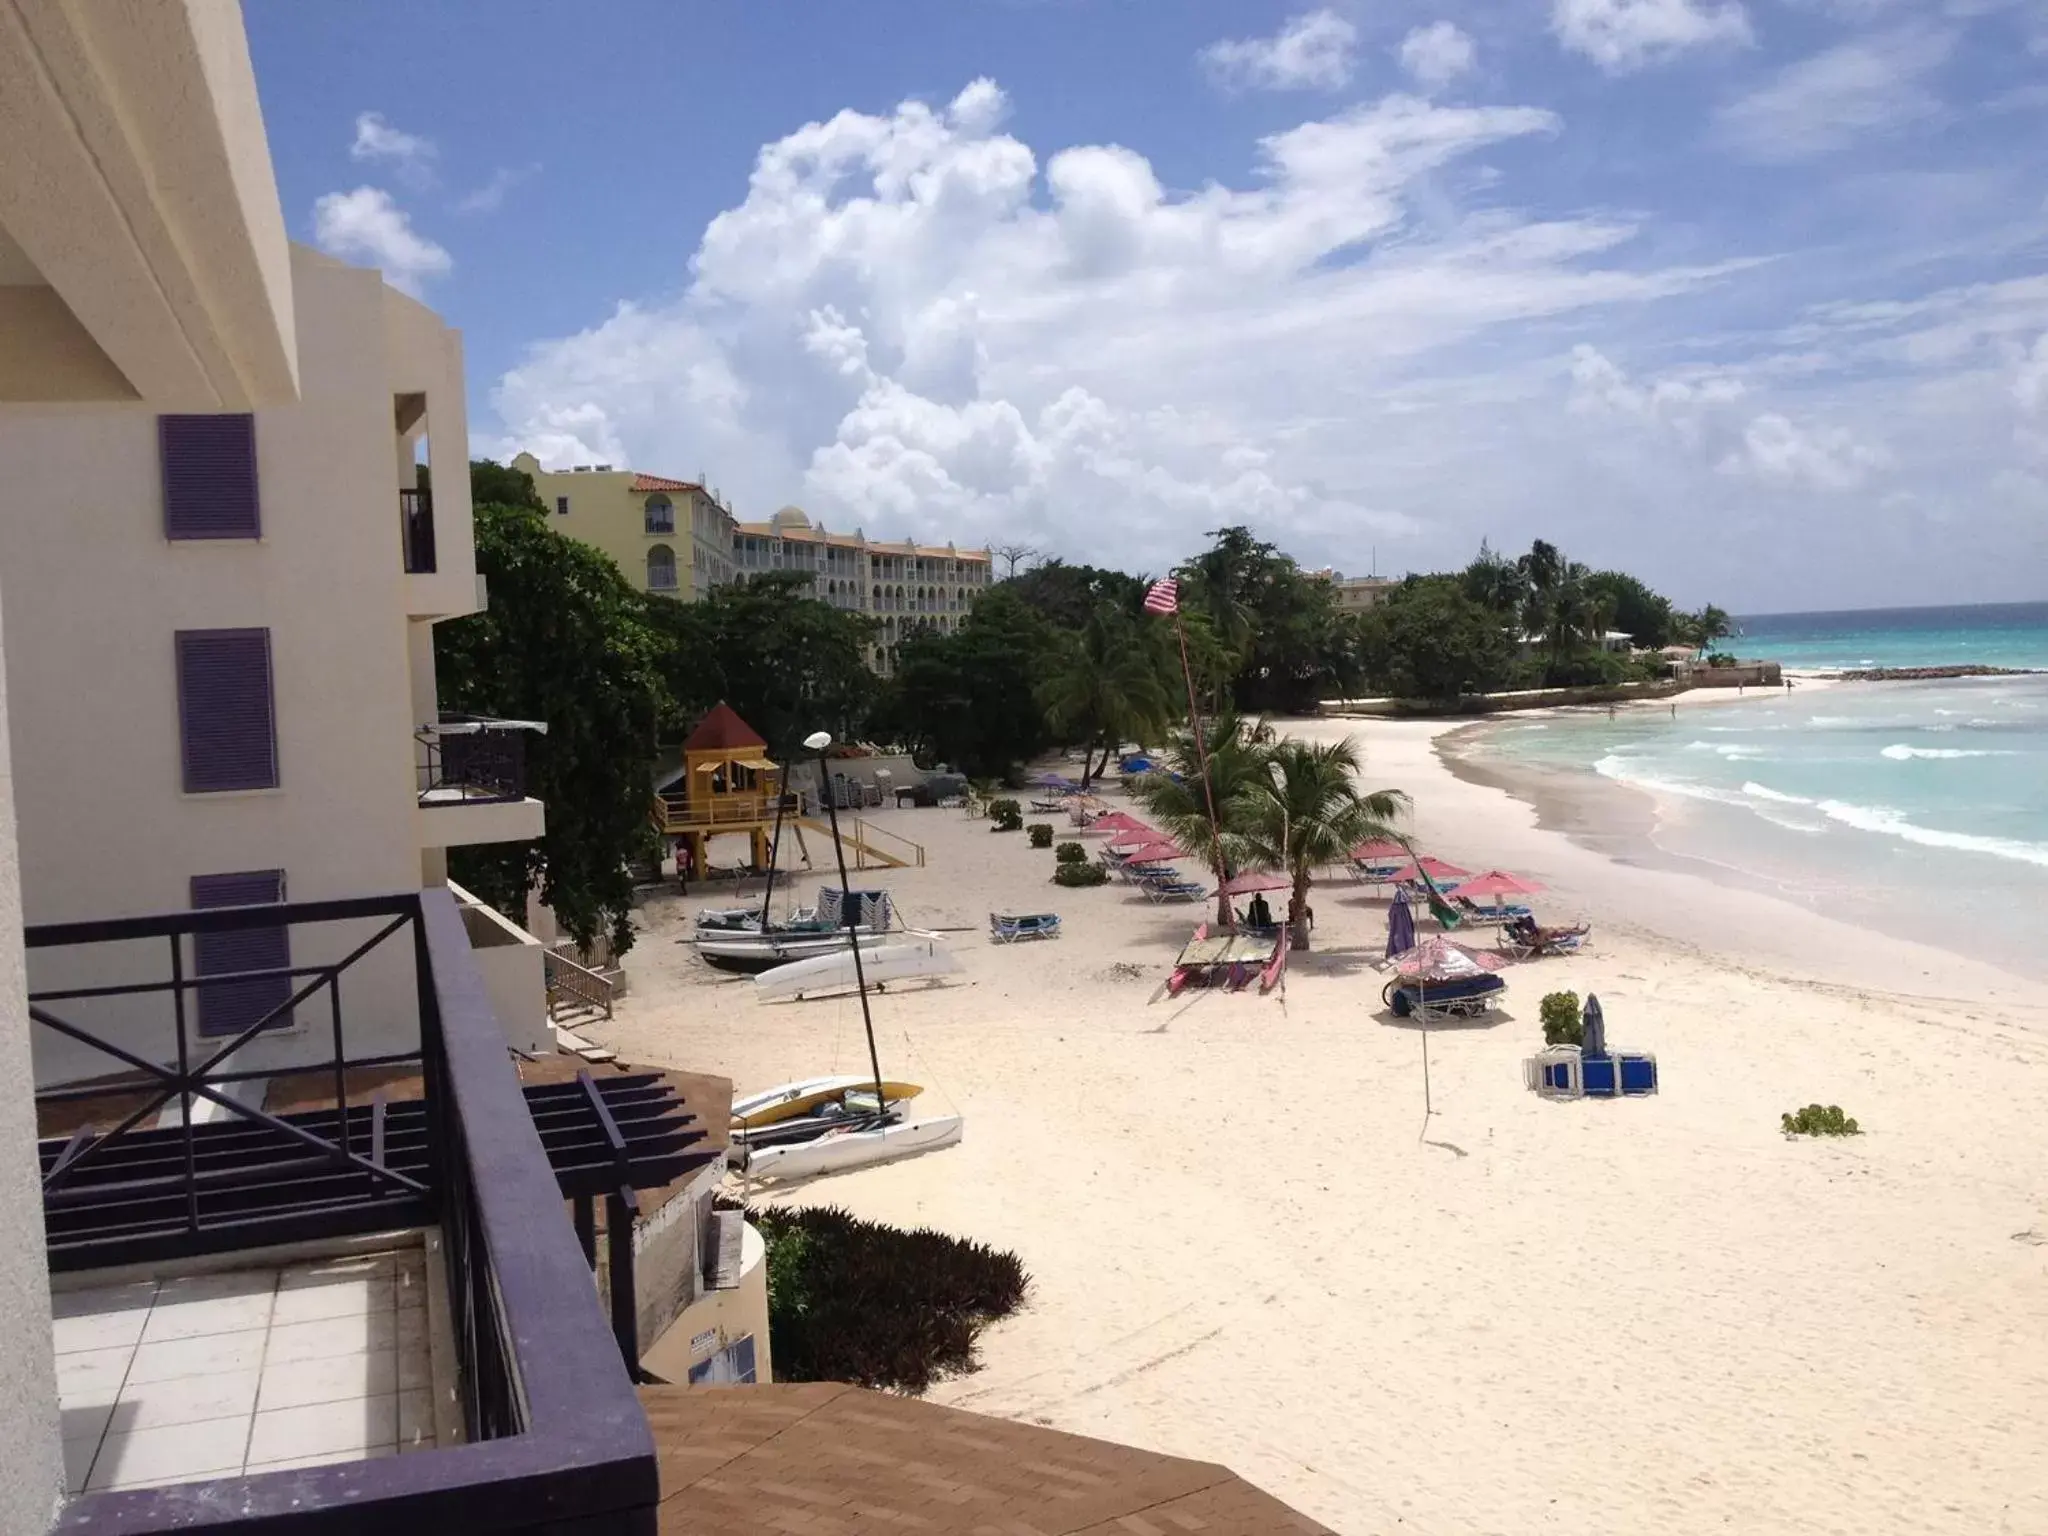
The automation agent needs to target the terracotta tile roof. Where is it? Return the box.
[632,473,704,494]
[683,701,768,754]
[641,1382,1333,1534]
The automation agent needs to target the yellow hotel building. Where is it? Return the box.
[512,453,993,671]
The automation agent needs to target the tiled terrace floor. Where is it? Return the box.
[53,1247,439,1494]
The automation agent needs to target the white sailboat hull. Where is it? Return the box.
[753,940,958,1000]
[740,1112,964,1180]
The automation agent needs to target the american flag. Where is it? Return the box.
[1143,577,1179,616]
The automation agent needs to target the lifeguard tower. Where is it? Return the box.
[653,703,785,878]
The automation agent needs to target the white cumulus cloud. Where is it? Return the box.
[1400,22,1478,90]
[1201,10,1359,92]
[349,112,436,188]
[311,187,453,297]
[1552,0,1753,73]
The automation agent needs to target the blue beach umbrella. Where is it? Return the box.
[1582,993,1607,1059]
[1386,894,1416,959]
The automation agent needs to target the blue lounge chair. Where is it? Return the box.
[990,912,1061,943]
[1141,878,1207,904]
[1381,973,1506,1020]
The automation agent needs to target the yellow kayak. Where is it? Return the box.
[731,1074,924,1129]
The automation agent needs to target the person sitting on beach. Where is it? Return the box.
[1245,892,1274,928]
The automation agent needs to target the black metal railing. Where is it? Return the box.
[400,487,437,574]
[39,889,660,1533]
[416,717,528,805]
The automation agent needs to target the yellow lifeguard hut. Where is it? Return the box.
[652,703,784,877]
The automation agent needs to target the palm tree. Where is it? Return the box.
[1235,738,1408,951]
[1134,710,1272,925]
[1035,603,1173,785]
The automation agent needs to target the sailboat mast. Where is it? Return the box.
[810,735,888,1109]
[756,738,793,931]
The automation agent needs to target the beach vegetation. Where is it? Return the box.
[989,798,1023,832]
[1236,737,1408,951]
[1133,710,1278,923]
[1539,991,1584,1046]
[1034,601,1175,786]
[1027,822,1054,847]
[1054,860,1109,887]
[871,588,1056,778]
[435,471,666,956]
[748,1204,1029,1393]
[1782,1104,1861,1137]
[1357,578,1514,700]
[1055,841,1087,864]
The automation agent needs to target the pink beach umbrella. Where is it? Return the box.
[1450,870,1546,902]
[1118,839,1187,864]
[1382,856,1471,885]
[1352,838,1408,863]
[1220,869,1293,896]
[1093,812,1152,835]
[1391,936,1507,980]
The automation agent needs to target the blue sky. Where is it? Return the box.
[246,0,2048,611]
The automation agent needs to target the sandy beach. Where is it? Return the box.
[599,704,2048,1536]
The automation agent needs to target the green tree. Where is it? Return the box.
[641,571,876,754]
[1035,603,1174,785]
[1584,571,1675,650]
[874,588,1054,778]
[435,481,667,955]
[1460,540,1527,616]
[1679,604,1733,654]
[1358,578,1514,701]
[1235,737,1408,950]
[1133,710,1274,925]
[1003,559,1147,628]
[467,458,547,512]
[1179,527,1357,714]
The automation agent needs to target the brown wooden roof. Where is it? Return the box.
[641,1382,1332,1535]
[683,702,768,754]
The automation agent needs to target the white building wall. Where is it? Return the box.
[0,246,478,1082]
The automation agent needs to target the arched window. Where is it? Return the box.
[644,495,674,534]
[647,544,677,591]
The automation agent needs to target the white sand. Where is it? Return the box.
[602,715,2048,1535]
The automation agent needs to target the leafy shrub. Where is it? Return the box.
[1054,841,1087,865]
[1027,822,1053,848]
[990,808,1023,833]
[987,797,1021,820]
[1053,862,1108,887]
[1539,990,1583,1046]
[748,1204,1029,1393]
[1782,1104,1861,1137]
[1707,652,1739,668]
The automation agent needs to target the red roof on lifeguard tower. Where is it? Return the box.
[683,702,767,754]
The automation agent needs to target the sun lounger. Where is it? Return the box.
[1381,973,1505,1020]
[1030,797,1064,814]
[1496,921,1591,959]
[1524,1045,1658,1099]
[1141,878,1207,904]
[990,912,1061,943]
[1455,897,1533,923]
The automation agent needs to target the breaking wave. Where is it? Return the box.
[1879,744,2011,761]
[1812,800,2048,869]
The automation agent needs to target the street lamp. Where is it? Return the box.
[804,731,888,1108]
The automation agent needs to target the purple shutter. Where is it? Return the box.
[176,628,279,792]
[160,415,260,539]
[191,870,291,1037]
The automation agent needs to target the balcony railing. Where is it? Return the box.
[417,715,541,806]
[32,889,660,1532]
[400,487,437,574]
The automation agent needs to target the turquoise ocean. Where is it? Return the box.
[1470,603,2048,973]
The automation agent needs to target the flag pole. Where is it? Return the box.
[1167,601,1233,933]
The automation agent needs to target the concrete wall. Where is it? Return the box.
[0,585,63,1531]
[448,884,547,1055]
[641,1218,772,1388]
[0,246,493,1081]
[630,1159,723,1356]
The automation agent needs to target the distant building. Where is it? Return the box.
[733,506,993,672]
[510,453,739,600]
[1316,570,1399,613]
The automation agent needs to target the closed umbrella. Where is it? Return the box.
[1386,894,1416,958]
[1582,994,1607,1059]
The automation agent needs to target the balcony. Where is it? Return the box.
[29,889,713,1531]
[399,489,436,575]
[416,716,546,849]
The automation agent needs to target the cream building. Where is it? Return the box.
[0,0,311,1521]
[1319,570,1399,613]
[509,453,738,599]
